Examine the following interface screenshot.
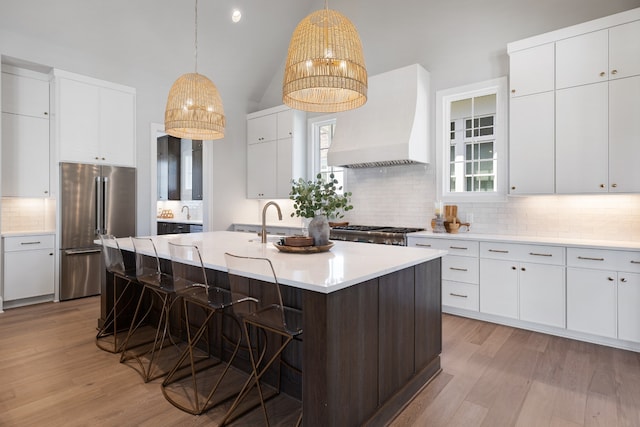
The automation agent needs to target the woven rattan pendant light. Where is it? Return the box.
[165,0,225,140]
[282,1,367,113]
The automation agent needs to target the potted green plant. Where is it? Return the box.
[289,173,353,245]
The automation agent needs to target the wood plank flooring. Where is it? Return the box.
[1,297,639,426]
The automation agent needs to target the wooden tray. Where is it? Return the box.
[274,241,334,254]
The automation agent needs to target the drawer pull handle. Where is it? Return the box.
[449,293,468,298]
[529,252,552,257]
[489,249,509,253]
[415,243,432,247]
[631,261,640,264]
[578,256,604,261]
[449,267,468,272]
[21,241,41,245]
[450,246,468,250]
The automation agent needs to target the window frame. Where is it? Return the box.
[435,77,508,203]
[307,114,346,192]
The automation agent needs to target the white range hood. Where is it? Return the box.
[327,63,430,168]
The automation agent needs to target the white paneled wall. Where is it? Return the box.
[343,165,640,242]
[1,198,56,233]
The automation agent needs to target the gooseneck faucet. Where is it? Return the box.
[261,201,282,243]
[181,205,191,220]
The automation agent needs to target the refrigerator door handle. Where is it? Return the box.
[103,176,109,235]
[95,176,102,235]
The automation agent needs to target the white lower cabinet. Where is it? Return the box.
[479,258,519,319]
[566,247,640,343]
[442,281,479,311]
[519,263,565,328]
[3,235,55,302]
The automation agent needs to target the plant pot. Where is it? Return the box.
[308,214,330,246]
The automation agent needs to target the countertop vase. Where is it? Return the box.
[308,214,330,246]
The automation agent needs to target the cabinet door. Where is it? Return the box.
[1,113,50,197]
[556,83,608,193]
[556,29,609,89]
[618,272,640,343]
[58,77,100,163]
[1,72,49,118]
[609,76,640,192]
[277,109,294,139]
[609,20,640,80]
[519,263,565,328]
[480,258,518,319]
[99,87,135,166]
[509,43,555,97]
[247,140,277,198]
[247,114,277,144]
[192,140,203,200]
[276,137,293,198]
[567,267,617,339]
[509,92,555,194]
[4,249,54,300]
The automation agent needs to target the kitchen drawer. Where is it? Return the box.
[480,242,564,265]
[410,238,479,257]
[443,281,479,311]
[442,255,479,284]
[4,234,55,252]
[567,248,640,272]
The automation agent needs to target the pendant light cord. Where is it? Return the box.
[194,0,199,74]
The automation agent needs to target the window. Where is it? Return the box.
[436,77,507,202]
[309,116,346,194]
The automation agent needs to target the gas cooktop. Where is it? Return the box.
[329,225,425,245]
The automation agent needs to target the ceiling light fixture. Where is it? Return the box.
[282,0,367,113]
[165,0,225,140]
[232,9,242,23]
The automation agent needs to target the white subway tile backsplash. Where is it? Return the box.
[1,198,56,233]
[341,165,640,242]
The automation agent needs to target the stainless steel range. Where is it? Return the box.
[330,225,425,246]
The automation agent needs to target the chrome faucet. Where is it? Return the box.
[181,205,191,220]
[261,201,282,243]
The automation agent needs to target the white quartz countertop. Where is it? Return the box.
[408,231,640,251]
[115,231,446,294]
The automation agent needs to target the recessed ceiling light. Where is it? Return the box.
[232,9,242,23]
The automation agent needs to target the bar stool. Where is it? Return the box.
[161,242,243,415]
[96,234,138,353]
[119,237,181,382]
[221,253,303,427]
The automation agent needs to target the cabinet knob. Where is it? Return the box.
[44,190,48,194]
[102,157,106,161]
[511,266,517,270]
[44,112,48,116]
[511,89,516,93]
[95,157,100,160]
[607,277,615,281]
[611,69,618,75]
[599,71,606,77]
[620,277,628,283]
[611,183,617,188]
[49,253,53,256]
[521,267,526,271]
[600,184,605,189]
[511,186,516,190]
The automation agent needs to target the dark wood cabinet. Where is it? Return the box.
[157,135,181,200]
[157,221,202,235]
[192,140,203,200]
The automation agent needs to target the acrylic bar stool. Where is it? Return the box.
[119,237,181,382]
[161,242,243,415]
[221,253,303,427]
[96,234,139,353]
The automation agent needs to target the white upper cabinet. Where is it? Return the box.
[556,29,609,89]
[246,105,305,199]
[54,70,136,167]
[509,43,555,97]
[1,69,49,118]
[1,66,51,197]
[609,75,640,192]
[609,19,640,80]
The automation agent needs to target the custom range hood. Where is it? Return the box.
[327,63,430,168]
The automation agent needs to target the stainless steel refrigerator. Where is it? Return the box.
[59,162,136,300]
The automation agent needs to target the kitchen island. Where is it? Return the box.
[103,231,446,426]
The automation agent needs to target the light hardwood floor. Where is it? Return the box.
[1,297,639,426]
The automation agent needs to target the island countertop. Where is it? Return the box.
[114,231,446,294]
